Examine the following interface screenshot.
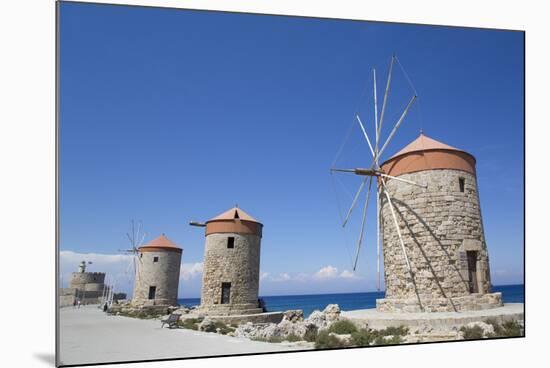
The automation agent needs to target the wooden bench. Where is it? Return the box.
[160,313,180,329]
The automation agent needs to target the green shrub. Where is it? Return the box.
[460,325,484,340]
[213,321,234,335]
[500,320,523,337]
[178,318,199,330]
[251,336,285,343]
[315,330,346,349]
[351,328,376,346]
[373,335,403,345]
[349,325,409,347]
[125,310,152,319]
[284,333,302,342]
[380,326,409,336]
[303,328,318,342]
[485,319,523,338]
[328,319,358,334]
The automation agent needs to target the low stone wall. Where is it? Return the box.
[343,303,523,332]
[109,303,177,316]
[195,312,284,325]
[196,304,264,316]
[377,292,502,313]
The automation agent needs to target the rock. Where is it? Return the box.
[276,319,314,338]
[463,321,494,337]
[198,318,217,333]
[174,307,190,315]
[305,304,342,330]
[282,310,304,323]
[306,310,326,329]
[323,304,341,322]
[261,324,282,339]
[329,332,352,346]
[234,322,279,339]
[167,306,179,314]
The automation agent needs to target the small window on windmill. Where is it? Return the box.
[459,177,465,193]
[227,237,235,249]
[234,210,240,219]
[140,253,143,258]
[153,256,159,263]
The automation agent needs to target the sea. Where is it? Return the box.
[178,284,524,318]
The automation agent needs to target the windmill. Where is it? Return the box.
[331,55,426,291]
[118,220,147,296]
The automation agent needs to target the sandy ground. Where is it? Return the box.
[58,305,304,366]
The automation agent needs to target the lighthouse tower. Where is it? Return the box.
[377,133,503,312]
[198,207,264,315]
[132,234,182,306]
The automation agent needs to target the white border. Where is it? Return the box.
[1,1,547,367]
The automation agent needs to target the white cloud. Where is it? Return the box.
[180,262,203,281]
[273,273,291,282]
[259,265,362,283]
[59,250,204,296]
[313,265,339,280]
[339,270,357,279]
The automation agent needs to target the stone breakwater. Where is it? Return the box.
[233,305,340,341]
[109,302,524,346]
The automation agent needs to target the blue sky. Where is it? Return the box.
[59,2,524,297]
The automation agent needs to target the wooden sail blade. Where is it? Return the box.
[373,68,379,150]
[356,115,375,158]
[353,176,373,271]
[378,94,417,159]
[330,168,357,174]
[342,176,369,227]
[379,173,427,188]
[377,56,395,140]
[377,185,381,291]
[380,178,413,274]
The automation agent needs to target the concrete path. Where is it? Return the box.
[342,303,524,330]
[59,306,302,366]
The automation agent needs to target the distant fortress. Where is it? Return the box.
[60,261,126,307]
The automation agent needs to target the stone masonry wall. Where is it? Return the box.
[132,250,181,306]
[199,233,262,315]
[69,272,105,292]
[378,169,501,312]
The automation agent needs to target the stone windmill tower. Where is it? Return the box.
[131,234,182,306]
[376,133,502,312]
[191,207,264,315]
[331,55,502,313]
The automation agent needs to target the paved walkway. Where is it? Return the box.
[59,306,301,366]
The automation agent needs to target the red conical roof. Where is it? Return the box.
[207,207,260,223]
[139,234,181,250]
[204,207,263,237]
[381,132,476,177]
[389,133,462,159]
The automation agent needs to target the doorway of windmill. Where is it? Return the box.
[466,251,479,293]
[221,282,231,304]
[148,286,156,300]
